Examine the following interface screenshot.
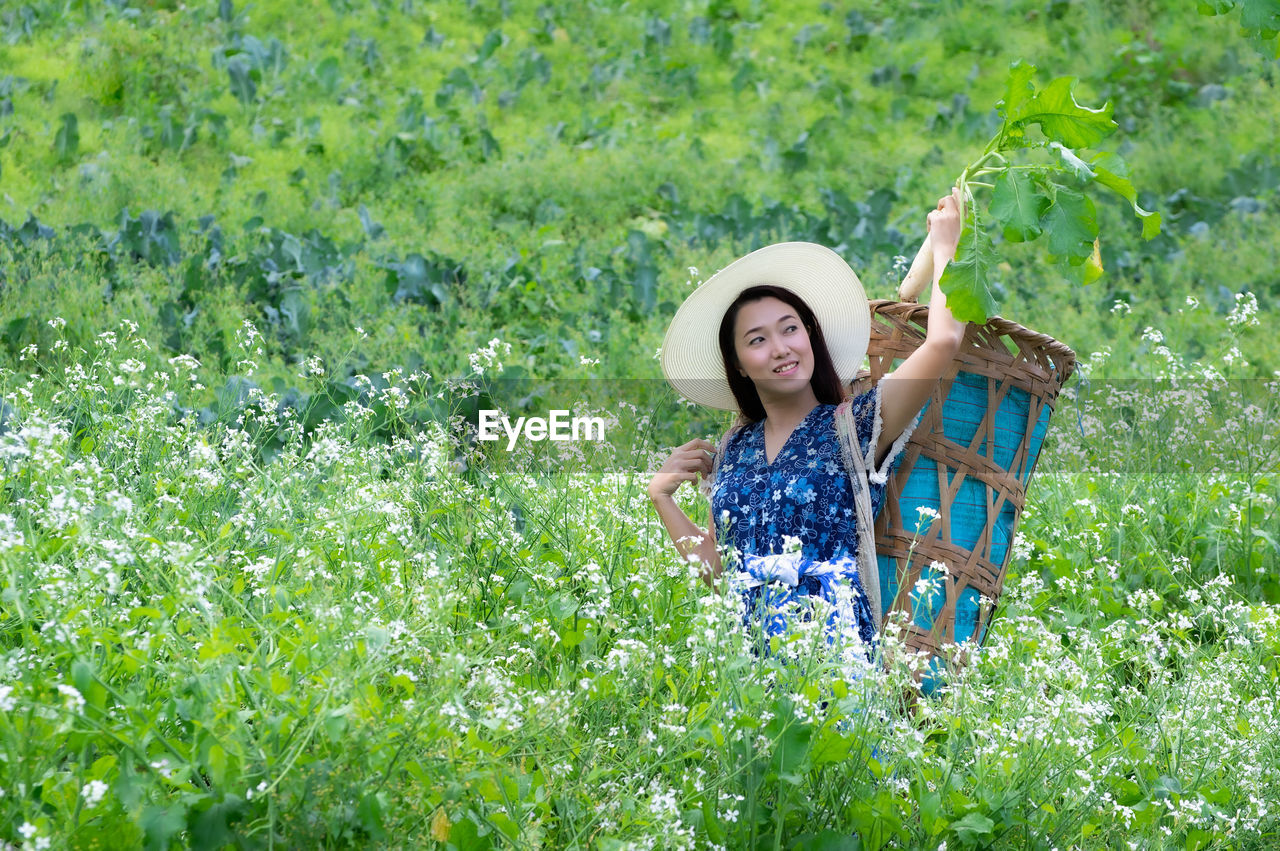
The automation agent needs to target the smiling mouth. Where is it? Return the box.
[772,361,799,374]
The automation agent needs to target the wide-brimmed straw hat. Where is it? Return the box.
[660,242,871,411]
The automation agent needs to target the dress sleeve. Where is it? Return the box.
[848,384,922,486]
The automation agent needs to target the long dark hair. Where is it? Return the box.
[717,285,846,423]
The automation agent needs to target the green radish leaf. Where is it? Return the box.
[1137,207,1163,240]
[1041,187,1098,260]
[1088,150,1132,182]
[1240,0,1280,32]
[990,171,1048,242]
[1049,141,1095,181]
[1089,152,1162,239]
[997,60,1037,123]
[1083,239,1104,285]
[1200,0,1280,57]
[940,215,1000,323]
[1005,76,1115,149]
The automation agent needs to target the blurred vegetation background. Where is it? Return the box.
[0,0,1276,399]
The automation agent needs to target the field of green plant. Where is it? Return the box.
[1,0,1279,848]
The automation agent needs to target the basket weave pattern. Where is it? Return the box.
[852,300,1077,666]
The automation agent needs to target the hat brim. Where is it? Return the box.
[660,242,870,411]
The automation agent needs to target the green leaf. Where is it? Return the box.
[770,720,812,775]
[143,803,188,851]
[919,790,944,833]
[72,659,95,695]
[1084,238,1104,285]
[789,830,862,850]
[1240,0,1280,33]
[1201,0,1280,57]
[227,54,257,107]
[190,795,246,851]
[279,289,309,340]
[1089,152,1162,239]
[700,797,726,844]
[478,128,502,160]
[1006,76,1115,149]
[990,171,1048,242]
[55,112,79,161]
[626,229,658,314]
[386,253,457,307]
[357,204,384,240]
[358,792,387,841]
[477,29,503,62]
[997,61,1037,123]
[939,214,1000,323]
[810,727,856,766]
[952,810,995,840]
[315,56,341,94]
[548,592,578,620]
[1041,187,1098,260]
[1050,141,1095,181]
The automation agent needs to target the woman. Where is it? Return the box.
[649,190,966,651]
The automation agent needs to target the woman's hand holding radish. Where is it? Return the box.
[927,187,965,271]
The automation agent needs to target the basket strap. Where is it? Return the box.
[834,399,883,634]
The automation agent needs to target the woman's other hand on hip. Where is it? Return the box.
[648,438,716,501]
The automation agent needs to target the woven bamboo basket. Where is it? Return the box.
[854,238,1077,692]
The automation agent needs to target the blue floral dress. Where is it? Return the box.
[711,387,909,652]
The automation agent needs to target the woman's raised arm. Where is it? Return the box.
[875,189,967,468]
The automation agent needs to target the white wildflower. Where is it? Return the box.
[57,684,86,713]
[468,338,511,375]
[1227,291,1260,327]
[82,779,109,809]
[0,514,23,552]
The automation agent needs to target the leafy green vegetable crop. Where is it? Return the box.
[939,63,1162,323]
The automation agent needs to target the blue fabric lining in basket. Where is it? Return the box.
[876,369,1056,695]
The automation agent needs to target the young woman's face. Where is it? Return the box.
[731,296,815,398]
